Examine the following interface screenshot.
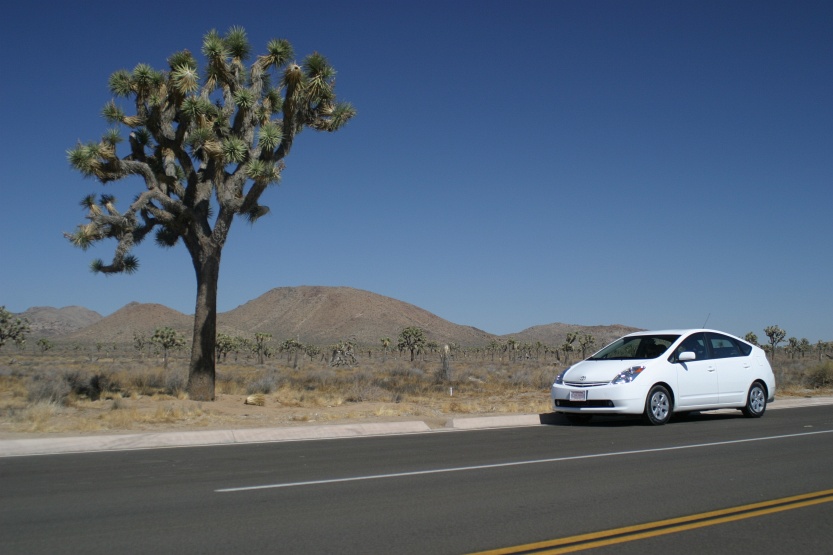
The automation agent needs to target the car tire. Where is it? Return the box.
[564,413,593,425]
[741,382,767,418]
[644,385,672,425]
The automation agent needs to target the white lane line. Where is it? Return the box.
[215,429,833,493]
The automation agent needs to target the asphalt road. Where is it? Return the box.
[2,406,832,555]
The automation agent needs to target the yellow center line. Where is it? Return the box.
[468,488,833,555]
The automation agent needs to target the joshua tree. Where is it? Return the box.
[329,339,357,366]
[764,325,786,362]
[799,338,811,358]
[133,332,149,358]
[561,332,578,364]
[533,341,544,361]
[578,333,596,359]
[215,333,237,362]
[0,307,29,351]
[505,337,517,362]
[744,332,759,346]
[279,338,303,367]
[380,337,391,362]
[439,344,452,382]
[786,337,799,359]
[486,339,502,362]
[253,332,273,365]
[36,338,54,353]
[816,340,829,361]
[398,326,426,362]
[304,343,321,362]
[151,326,186,368]
[65,28,355,400]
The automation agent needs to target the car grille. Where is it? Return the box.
[563,381,609,388]
[555,399,614,408]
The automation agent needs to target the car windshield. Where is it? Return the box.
[589,334,680,360]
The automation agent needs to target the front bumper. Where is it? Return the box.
[551,384,647,415]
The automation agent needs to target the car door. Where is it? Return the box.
[707,332,754,405]
[673,332,719,407]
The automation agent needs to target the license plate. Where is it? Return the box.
[570,390,588,402]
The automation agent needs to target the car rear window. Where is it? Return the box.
[707,332,752,358]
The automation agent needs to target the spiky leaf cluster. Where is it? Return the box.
[66,27,355,275]
[0,306,30,350]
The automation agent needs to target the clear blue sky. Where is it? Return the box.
[1,0,831,342]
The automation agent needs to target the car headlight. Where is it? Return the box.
[554,367,571,385]
[611,365,646,384]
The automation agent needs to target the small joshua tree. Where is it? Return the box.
[398,327,426,362]
[151,326,186,369]
[0,307,29,351]
[253,332,273,365]
[764,325,786,362]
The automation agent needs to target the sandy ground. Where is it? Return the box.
[0,390,550,439]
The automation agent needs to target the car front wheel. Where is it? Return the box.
[741,382,767,418]
[644,385,672,425]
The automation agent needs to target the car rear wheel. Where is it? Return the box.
[644,385,672,425]
[741,382,767,418]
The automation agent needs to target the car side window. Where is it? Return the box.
[706,332,747,358]
[674,332,708,361]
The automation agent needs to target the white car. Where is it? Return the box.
[551,329,776,425]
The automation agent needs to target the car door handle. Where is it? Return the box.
[707,366,716,372]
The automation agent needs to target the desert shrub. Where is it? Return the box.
[164,370,187,397]
[27,373,71,405]
[130,368,166,395]
[804,361,833,389]
[63,371,115,401]
[10,400,65,432]
[0,370,28,400]
[388,364,425,379]
[772,360,804,390]
[216,372,246,395]
[344,371,388,402]
[246,374,282,395]
[372,367,433,399]
[344,382,390,402]
[293,368,337,391]
[506,367,555,390]
[88,372,114,399]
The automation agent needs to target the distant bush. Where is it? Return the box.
[246,374,282,395]
[165,371,187,397]
[131,368,166,395]
[805,361,833,389]
[27,374,71,405]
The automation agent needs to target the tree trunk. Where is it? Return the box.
[186,249,221,401]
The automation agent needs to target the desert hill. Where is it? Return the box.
[219,286,495,346]
[63,302,193,344]
[508,323,640,351]
[21,286,639,348]
[16,306,102,338]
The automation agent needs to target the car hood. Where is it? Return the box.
[563,359,644,383]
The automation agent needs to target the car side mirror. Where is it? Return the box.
[678,351,696,362]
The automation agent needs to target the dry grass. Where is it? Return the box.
[0,348,830,437]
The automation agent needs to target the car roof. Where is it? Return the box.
[625,329,748,341]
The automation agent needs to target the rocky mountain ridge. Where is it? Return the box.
[13,286,639,348]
